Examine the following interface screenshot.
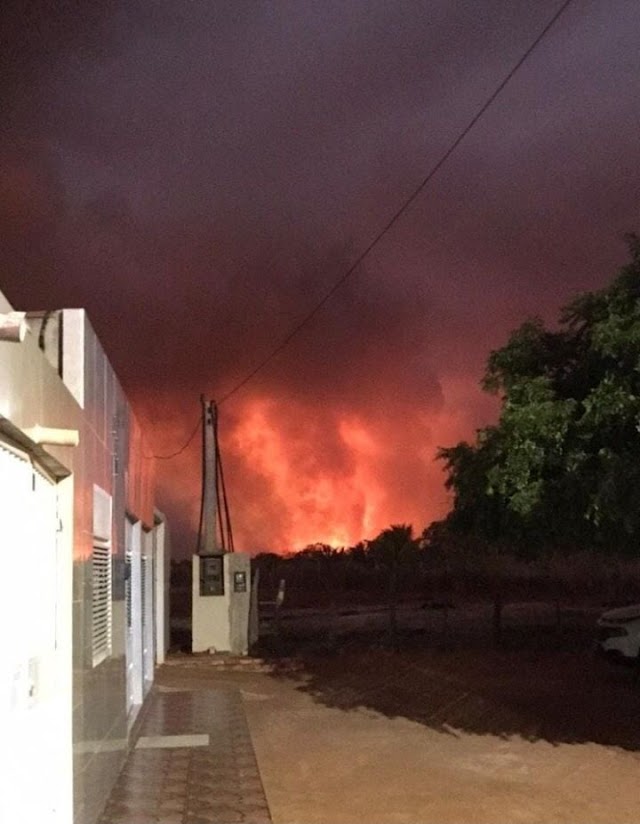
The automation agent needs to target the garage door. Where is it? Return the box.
[0,441,70,823]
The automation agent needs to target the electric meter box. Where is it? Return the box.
[199,555,224,596]
[192,553,252,654]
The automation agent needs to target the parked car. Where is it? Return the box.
[597,604,640,663]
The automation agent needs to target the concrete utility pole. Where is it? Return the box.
[192,397,252,655]
[200,397,219,556]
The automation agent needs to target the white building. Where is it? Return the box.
[0,292,171,824]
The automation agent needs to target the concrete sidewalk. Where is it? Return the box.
[152,654,640,824]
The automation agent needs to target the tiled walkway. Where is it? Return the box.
[99,689,272,824]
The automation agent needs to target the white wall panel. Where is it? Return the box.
[0,444,72,824]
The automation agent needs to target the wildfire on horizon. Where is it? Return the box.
[229,401,389,550]
[144,377,496,556]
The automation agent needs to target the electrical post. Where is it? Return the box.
[201,399,218,556]
[192,398,252,654]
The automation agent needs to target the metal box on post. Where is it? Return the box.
[200,555,224,596]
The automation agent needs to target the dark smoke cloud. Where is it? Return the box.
[2,0,639,551]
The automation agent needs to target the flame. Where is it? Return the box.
[143,373,498,556]
[229,400,389,549]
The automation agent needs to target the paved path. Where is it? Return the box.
[99,688,271,824]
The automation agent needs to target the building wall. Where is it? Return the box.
[61,311,160,824]
[67,312,129,824]
[1,295,169,824]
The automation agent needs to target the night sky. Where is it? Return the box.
[2,1,639,554]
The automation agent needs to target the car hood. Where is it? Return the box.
[600,604,640,623]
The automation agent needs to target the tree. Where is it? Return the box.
[369,524,417,649]
[439,236,640,556]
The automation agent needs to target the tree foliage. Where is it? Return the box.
[438,237,640,555]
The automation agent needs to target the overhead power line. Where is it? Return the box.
[146,0,573,459]
[147,415,201,460]
[216,0,574,405]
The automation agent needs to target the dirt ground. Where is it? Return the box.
[160,610,640,824]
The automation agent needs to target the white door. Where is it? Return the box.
[124,520,134,715]
[141,531,155,696]
[0,443,70,823]
[125,519,143,716]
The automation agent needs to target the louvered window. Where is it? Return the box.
[92,486,113,667]
[92,540,112,666]
[125,554,132,629]
[141,551,147,632]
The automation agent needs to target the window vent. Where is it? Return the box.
[141,552,147,631]
[92,540,112,666]
[125,554,132,629]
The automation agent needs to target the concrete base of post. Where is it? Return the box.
[192,553,251,654]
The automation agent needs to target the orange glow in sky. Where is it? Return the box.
[229,401,389,549]
[140,373,497,555]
